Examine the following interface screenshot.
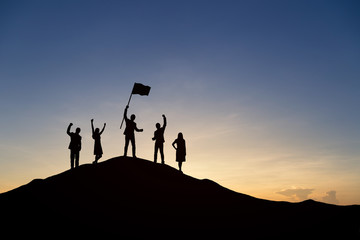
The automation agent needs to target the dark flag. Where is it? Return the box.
[132,83,151,96]
[120,82,151,129]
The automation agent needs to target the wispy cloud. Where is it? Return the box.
[276,187,314,201]
[322,190,339,205]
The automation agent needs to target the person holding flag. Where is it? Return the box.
[120,83,150,158]
[120,83,151,129]
[123,105,143,158]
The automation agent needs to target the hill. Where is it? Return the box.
[1,156,359,238]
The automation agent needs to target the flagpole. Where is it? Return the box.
[120,92,133,129]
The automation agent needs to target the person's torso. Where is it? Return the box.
[69,133,81,149]
[176,139,185,152]
[71,133,81,143]
[124,119,136,135]
[154,128,165,142]
[93,133,101,142]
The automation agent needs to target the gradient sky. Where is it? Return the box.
[1,0,360,205]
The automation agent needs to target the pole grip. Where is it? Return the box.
[120,93,133,129]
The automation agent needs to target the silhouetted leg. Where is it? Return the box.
[93,154,101,164]
[130,137,136,158]
[178,162,182,173]
[154,144,158,163]
[124,136,130,157]
[75,152,79,168]
[70,151,75,169]
[159,143,164,164]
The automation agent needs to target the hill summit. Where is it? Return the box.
[1,156,359,238]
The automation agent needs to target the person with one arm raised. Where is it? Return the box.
[152,114,167,164]
[66,123,82,169]
[123,105,143,158]
[91,119,106,164]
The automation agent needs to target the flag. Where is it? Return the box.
[131,83,151,96]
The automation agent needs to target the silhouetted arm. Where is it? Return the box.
[91,119,95,135]
[172,140,177,150]
[124,105,129,121]
[100,123,106,135]
[67,123,73,136]
[162,114,167,129]
[134,123,143,132]
[184,140,186,156]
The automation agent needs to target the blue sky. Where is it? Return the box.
[1,0,360,204]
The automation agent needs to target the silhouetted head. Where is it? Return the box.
[131,114,136,121]
[156,123,160,129]
[95,128,100,134]
[178,132,183,139]
[76,127,81,134]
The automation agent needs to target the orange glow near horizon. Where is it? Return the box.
[1,103,359,206]
[1,1,360,207]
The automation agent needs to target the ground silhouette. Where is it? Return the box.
[1,156,359,239]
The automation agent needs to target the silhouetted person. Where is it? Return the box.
[67,123,81,169]
[91,119,106,164]
[152,114,167,164]
[123,105,143,158]
[172,132,186,173]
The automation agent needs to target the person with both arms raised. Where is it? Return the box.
[91,119,106,164]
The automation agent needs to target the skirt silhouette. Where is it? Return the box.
[93,134,103,155]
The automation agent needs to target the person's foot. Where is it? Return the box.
[161,161,165,165]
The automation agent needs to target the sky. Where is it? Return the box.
[1,0,360,205]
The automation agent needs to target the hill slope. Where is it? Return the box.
[1,156,359,238]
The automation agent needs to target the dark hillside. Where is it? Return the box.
[1,156,359,239]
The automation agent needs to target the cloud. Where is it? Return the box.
[322,191,339,205]
[276,187,314,201]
